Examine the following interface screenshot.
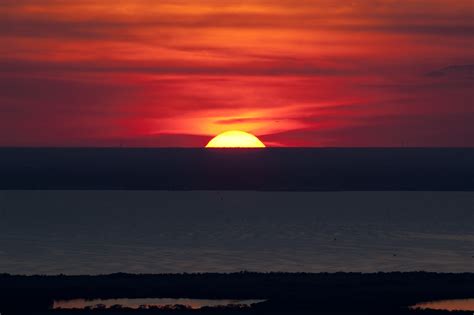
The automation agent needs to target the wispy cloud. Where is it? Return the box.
[0,0,473,146]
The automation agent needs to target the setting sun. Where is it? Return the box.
[205,130,266,148]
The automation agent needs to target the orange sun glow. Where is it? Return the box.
[205,130,266,148]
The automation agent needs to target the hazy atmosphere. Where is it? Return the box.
[1,0,473,147]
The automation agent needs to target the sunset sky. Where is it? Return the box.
[1,0,473,147]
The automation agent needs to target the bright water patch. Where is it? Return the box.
[411,298,474,311]
[53,298,265,310]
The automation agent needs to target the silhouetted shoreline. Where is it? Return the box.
[0,272,472,314]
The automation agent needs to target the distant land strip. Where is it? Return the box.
[0,148,473,191]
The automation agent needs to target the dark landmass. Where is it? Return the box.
[1,148,474,190]
[0,272,472,314]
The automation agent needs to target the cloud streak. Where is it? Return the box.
[0,0,473,146]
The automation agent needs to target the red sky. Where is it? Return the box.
[0,0,473,147]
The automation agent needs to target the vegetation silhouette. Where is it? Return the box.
[0,272,472,314]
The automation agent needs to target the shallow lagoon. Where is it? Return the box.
[53,298,264,310]
[411,298,474,311]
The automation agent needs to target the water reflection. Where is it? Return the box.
[53,298,265,310]
[411,298,474,311]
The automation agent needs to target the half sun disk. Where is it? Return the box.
[206,130,266,148]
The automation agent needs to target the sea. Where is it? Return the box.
[0,191,472,275]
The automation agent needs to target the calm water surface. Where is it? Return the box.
[0,191,472,274]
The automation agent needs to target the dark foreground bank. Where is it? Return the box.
[1,148,474,190]
[0,272,472,314]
